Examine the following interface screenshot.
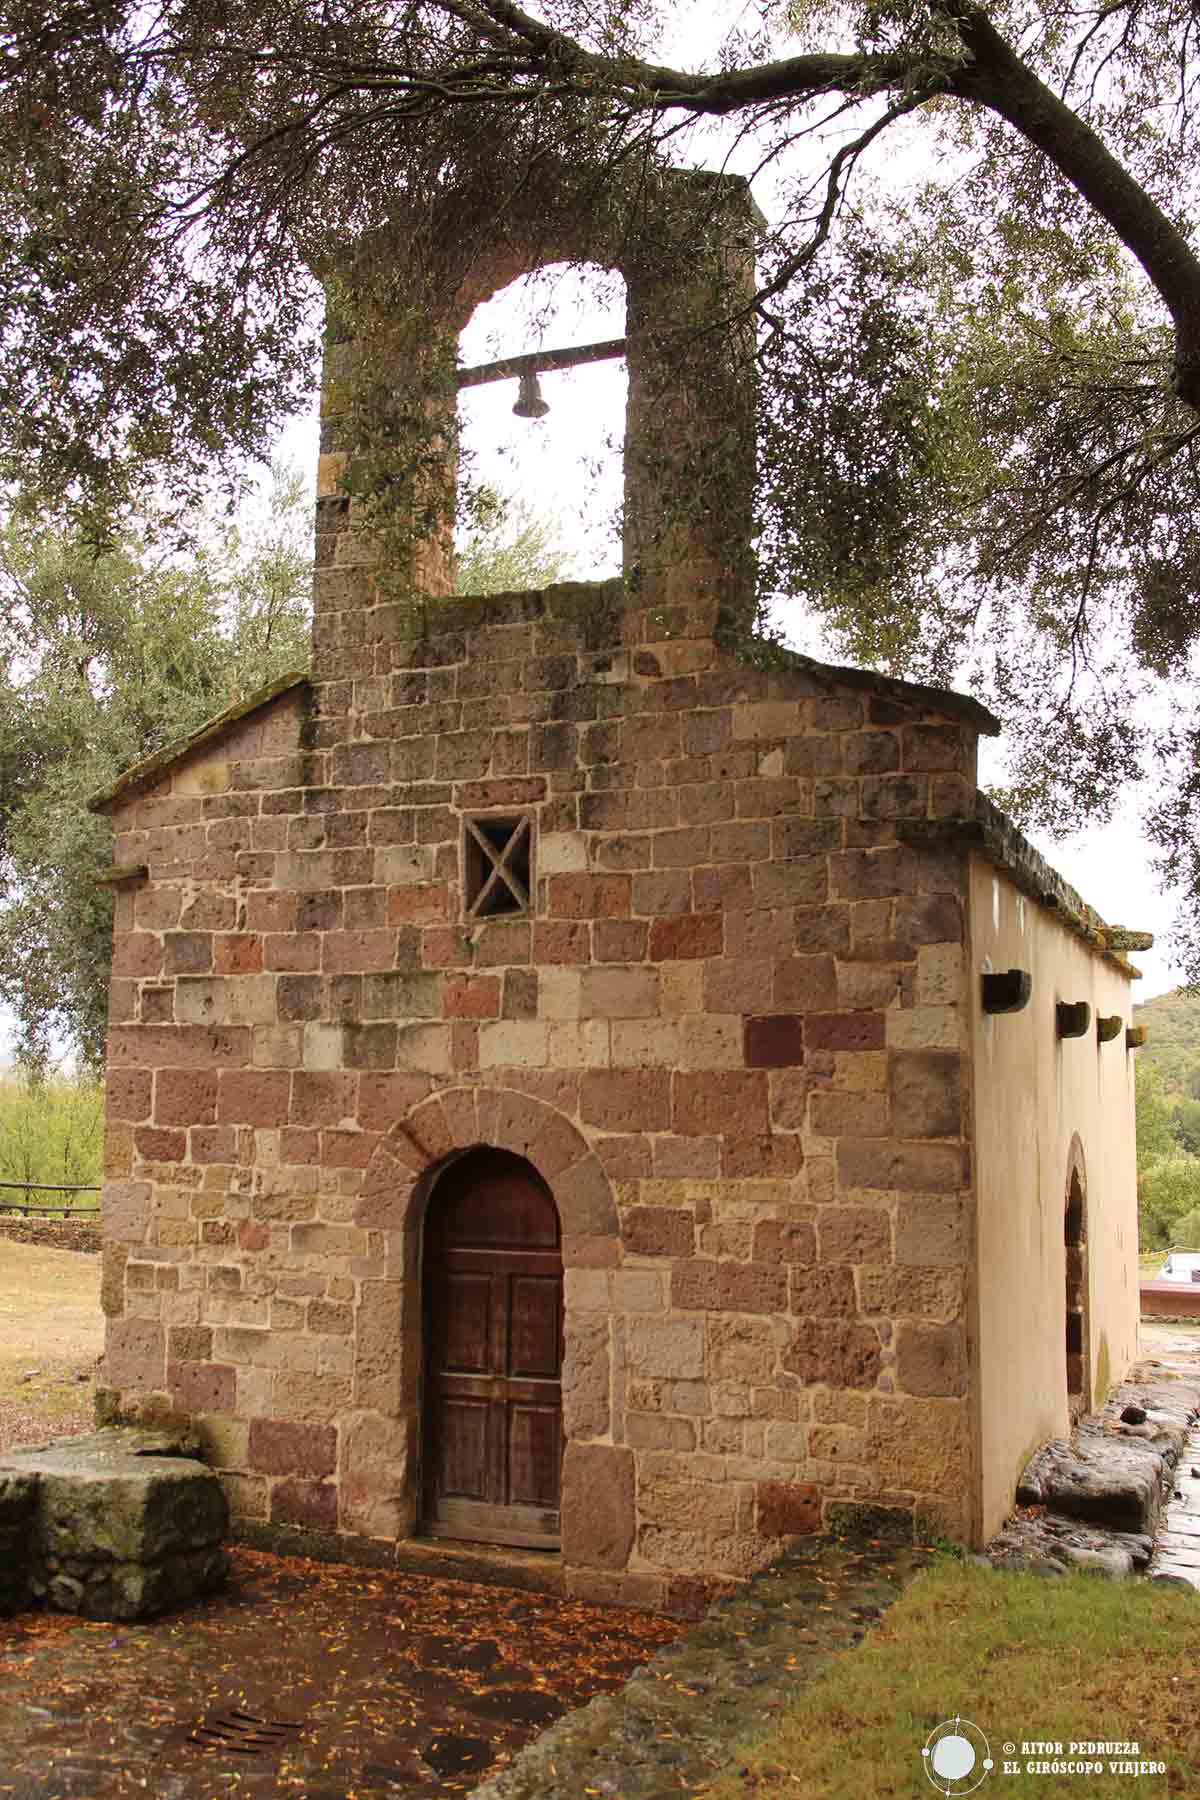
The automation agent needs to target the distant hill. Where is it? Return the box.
[1134,988,1200,1101]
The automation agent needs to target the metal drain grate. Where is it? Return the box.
[188,1708,306,1755]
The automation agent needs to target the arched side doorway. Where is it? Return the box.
[421,1146,564,1549]
[1064,1138,1090,1418]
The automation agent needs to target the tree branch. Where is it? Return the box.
[937,1,1200,406]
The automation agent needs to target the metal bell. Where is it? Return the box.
[512,371,549,418]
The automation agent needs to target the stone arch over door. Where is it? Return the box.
[351,1085,617,1542]
[1064,1134,1090,1417]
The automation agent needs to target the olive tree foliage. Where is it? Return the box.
[3,0,1200,954]
[457,495,573,594]
[0,471,313,1072]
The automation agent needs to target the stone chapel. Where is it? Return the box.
[91,166,1145,1614]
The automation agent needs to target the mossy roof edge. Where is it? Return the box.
[897,792,1150,978]
[88,671,310,814]
[756,644,1002,737]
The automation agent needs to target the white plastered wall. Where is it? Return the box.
[967,855,1140,1542]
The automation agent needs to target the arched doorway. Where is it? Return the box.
[421,1147,563,1549]
[1064,1143,1090,1417]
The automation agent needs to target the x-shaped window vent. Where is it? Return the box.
[463,814,533,919]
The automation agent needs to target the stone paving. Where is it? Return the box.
[0,1546,679,1799]
[1143,1320,1200,1587]
[1154,1420,1200,1583]
[469,1536,936,1800]
[0,1529,934,1800]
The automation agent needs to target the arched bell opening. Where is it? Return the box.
[1064,1139,1090,1419]
[420,1145,564,1550]
[455,260,629,583]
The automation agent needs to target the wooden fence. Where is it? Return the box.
[0,1179,100,1217]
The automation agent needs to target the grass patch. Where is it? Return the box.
[702,1558,1200,1797]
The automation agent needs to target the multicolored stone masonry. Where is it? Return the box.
[93,569,989,1613]
[91,159,1140,1613]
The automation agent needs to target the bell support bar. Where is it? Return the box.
[456,337,628,389]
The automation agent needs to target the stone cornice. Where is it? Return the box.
[896,793,1150,978]
[87,672,310,815]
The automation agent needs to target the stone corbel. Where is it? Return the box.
[1056,1001,1092,1039]
[91,863,148,886]
[981,969,1032,1014]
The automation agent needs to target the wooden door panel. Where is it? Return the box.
[434,1397,490,1501]
[423,1150,564,1550]
[507,1275,561,1378]
[430,1149,560,1248]
[439,1272,491,1373]
[506,1402,562,1509]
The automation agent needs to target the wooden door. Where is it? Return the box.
[422,1148,563,1549]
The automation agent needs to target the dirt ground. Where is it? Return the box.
[0,1237,102,1449]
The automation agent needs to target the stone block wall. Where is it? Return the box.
[0,1215,100,1253]
[97,578,984,1611]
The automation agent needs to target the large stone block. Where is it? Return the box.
[670,1260,787,1315]
[743,1014,805,1069]
[580,1070,671,1132]
[579,965,660,1019]
[788,1265,856,1317]
[867,1397,969,1496]
[562,1313,611,1439]
[338,1409,410,1539]
[556,1154,618,1236]
[626,1318,705,1380]
[858,1264,964,1320]
[782,1318,882,1389]
[561,1444,635,1570]
[816,1207,892,1265]
[672,1071,768,1136]
[755,1481,821,1537]
[889,1050,962,1138]
[637,1472,738,1535]
[100,1242,129,1318]
[248,1418,338,1478]
[105,1317,165,1390]
[271,1477,339,1531]
[895,1322,967,1396]
[101,1181,151,1244]
[894,1197,969,1268]
[623,1208,695,1258]
[169,1360,236,1413]
[0,1428,229,1621]
[706,1315,776,1383]
[837,1138,966,1195]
